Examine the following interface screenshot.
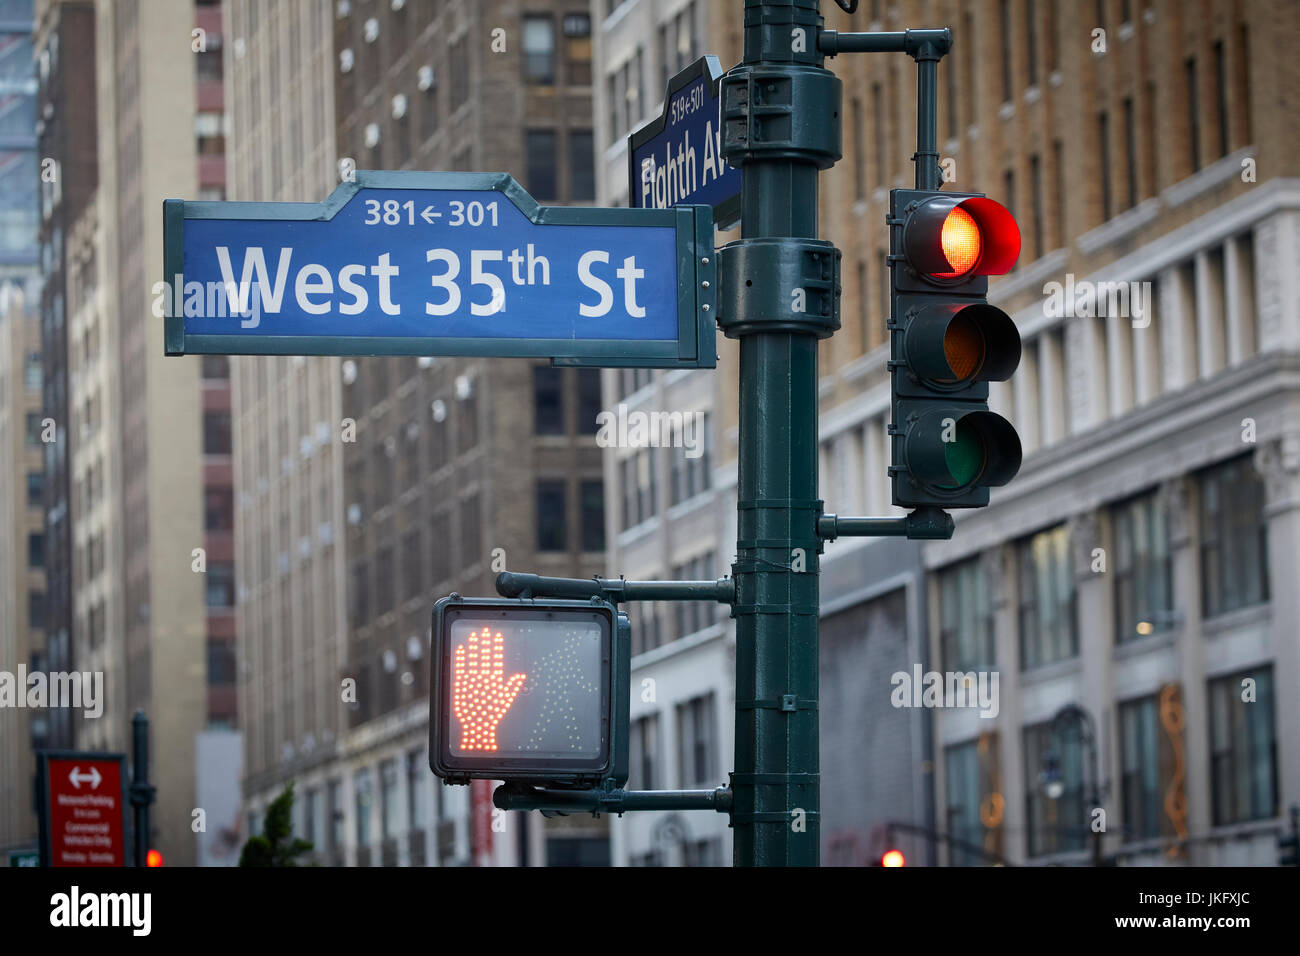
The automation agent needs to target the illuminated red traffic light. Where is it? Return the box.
[881,849,906,867]
[146,849,164,867]
[902,195,1020,281]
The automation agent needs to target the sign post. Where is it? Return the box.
[163,171,716,369]
[36,751,129,867]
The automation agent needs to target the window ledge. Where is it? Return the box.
[617,517,660,548]
[1018,654,1081,684]
[1161,145,1256,209]
[987,247,1069,305]
[1076,197,1161,256]
[1113,625,1179,660]
[1202,601,1271,637]
[631,621,725,670]
[839,346,888,386]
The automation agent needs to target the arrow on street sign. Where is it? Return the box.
[629,55,741,230]
[162,171,716,369]
[69,766,102,789]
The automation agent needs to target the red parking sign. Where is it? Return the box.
[38,752,128,867]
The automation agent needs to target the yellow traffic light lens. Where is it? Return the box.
[941,313,984,383]
[937,206,981,277]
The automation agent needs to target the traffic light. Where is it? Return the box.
[145,849,164,867]
[429,596,628,788]
[880,848,906,867]
[889,189,1023,508]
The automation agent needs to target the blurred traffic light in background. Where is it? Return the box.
[145,849,163,867]
[430,597,627,788]
[889,189,1023,509]
[880,849,906,867]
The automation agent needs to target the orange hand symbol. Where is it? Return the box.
[452,627,527,751]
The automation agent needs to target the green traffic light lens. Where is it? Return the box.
[942,420,985,488]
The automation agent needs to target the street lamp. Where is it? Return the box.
[1039,752,1065,801]
[1040,703,1105,866]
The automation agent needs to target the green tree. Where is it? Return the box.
[238,781,314,867]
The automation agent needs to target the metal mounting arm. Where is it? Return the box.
[494,571,735,605]
[493,783,734,816]
[818,507,954,540]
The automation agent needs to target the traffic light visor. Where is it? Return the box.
[433,601,613,780]
[903,303,1021,388]
[903,195,1021,279]
[905,408,1023,493]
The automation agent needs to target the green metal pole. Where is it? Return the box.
[718,0,842,866]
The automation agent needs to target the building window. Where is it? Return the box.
[402,529,423,600]
[207,639,236,685]
[1098,110,1112,222]
[354,768,373,849]
[28,532,44,568]
[1199,455,1269,618]
[1111,491,1172,641]
[525,129,557,201]
[203,411,232,455]
[1209,666,1277,825]
[1016,525,1076,670]
[430,511,451,586]
[380,759,399,841]
[327,780,343,853]
[375,546,395,613]
[563,13,591,85]
[938,557,994,672]
[945,737,1000,866]
[580,480,604,552]
[576,369,601,433]
[449,36,468,111]
[27,471,43,506]
[29,591,45,629]
[26,412,42,447]
[669,413,711,506]
[460,493,481,567]
[570,129,595,201]
[629,713,659,789]
[204,487,234,531]
[1119,689,1180,842]
[621,448,657,531]
[671,554,714,640]
[999,0,1012,103]
[536,480,567,551]
[533,365,564,434]
[676,693,715,787]
[200,355,229,379]
[206,562,235,607]
[1024,721,1086,857]
[406,748,426,831]
[1185,56,1200,172]
[522,15,554,84]
[303,788,320,850]
[351,561,370,627]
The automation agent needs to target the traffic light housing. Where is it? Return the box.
[889,189,1023,508]
[430,596,629,789]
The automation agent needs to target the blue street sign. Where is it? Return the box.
[162,171,716,368]
[629,56,741,230]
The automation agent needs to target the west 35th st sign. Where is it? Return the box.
[162,171,716,368]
